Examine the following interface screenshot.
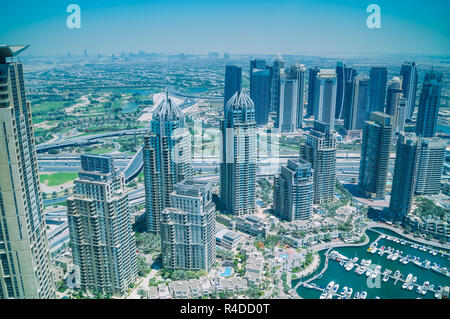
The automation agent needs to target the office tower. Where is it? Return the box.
[400,61,418,120]
[300,121,337,204]
[224,52,230,60]
[343,76,369,138]
[385,76,405,134]
[358,112,393,199]
[273,159,314,221]
[416,69,443,138]
[415,137,446,195]
[307,67,320,117]
[313,69,337,131]
[161,180,215,272]
[224,65,242,114]
[368,66,388,113]
[220,90,257,216]
[144,91,193,234]
[67,155,137,296]
[0,45,55,299]
[389,133,420,222]
[278,76,298,132]
[250,59,272,126]
[285,64,306,128]
[335,62,357,120]
[270,54,284,113]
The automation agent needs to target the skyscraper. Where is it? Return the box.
[368,66,388,113]
[416,69,443,138]
[385,76,405,135]
[220,90,257,216]
[144,91,193,234]
[343,76,369,138]
[278,76,298,132]
[307,67,320,117]
[273,159,314,221]
[335,62,357,120]
[161,180,215,272]
[0,45,55,299]
[389,133,420,222]
[285,64,306,128]
[250,59,272,126]
[301,121,337,204]
[270,54,284,113]
[358,112,393,199]
[414,137,446,195]
[400,61,418,120]
[67,154,137,296]
[313,69,337,131]
[224,65,242,114]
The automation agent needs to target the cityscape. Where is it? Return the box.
[0,0,449,304]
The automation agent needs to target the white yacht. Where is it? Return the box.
[326,281,335,291]
[345,288,353,298]
[360,291,367,299]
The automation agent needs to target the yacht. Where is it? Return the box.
[408,282,414,290]
[366,269,373,277]
[352,257,359,263]
[353,292,360,299]
[345,288,353,298]
[326,281,335,290]
[422,281,430,295]
[360,291,367,299]
[332,283,339,294]
[320,292,328,299]
[340,286,348,296]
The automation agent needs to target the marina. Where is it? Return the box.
[293,227,450,299]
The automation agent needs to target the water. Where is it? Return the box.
[293,228,450,299]
[220,267,232,277]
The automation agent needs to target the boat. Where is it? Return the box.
[360,291,367,299]
[326,281,335,290]
[340,286,348,296]
[345,262,355,271]
[429,284,434,291]
[353,292,360,299]
[408,282,414,290]
[391,253,399,261]
[417,286,422,294]
[422,281,429,295]
[402,274,412,289]
[352,257,359,263]
[382,274,390,282]
[332,283,339,294]
[320,292,328,299]
[327,294,333,299]
[366,269,373,277]
[345,288,353,298]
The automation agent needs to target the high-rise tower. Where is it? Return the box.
[416,69,443,138]
[67,155,137,296]
[358,112,393,199]
[400,61,418,120]
[368,66,388,113]
[224,65,242,115]
[144,90,193,234]
[161,180,216,272]
[389,133,420,222]
[0,45,55,299]
[301,121,337,204]
[250,59,272,126]
[273,159,314,221]
[220,90,257,216]
[313,69,337,131]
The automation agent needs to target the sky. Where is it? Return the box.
[1,0,449,56]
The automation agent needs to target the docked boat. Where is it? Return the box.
[320,292,328,299]
[345,288,353,298]
[332,283,339,294]
[353,292,360,299]
[360,291,367,299]
[340,286,348,296]
[422,281,429,295]
[366,269,373,277]
[326,281,335,291]
[408,282,414,290]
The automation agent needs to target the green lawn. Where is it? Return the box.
[39,173,78,186]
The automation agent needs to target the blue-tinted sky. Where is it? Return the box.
[1,0,449,56]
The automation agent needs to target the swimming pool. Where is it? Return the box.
[220,267,232,277]
[280,253,289,260]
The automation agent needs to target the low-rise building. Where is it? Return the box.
[232,215,268,238]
